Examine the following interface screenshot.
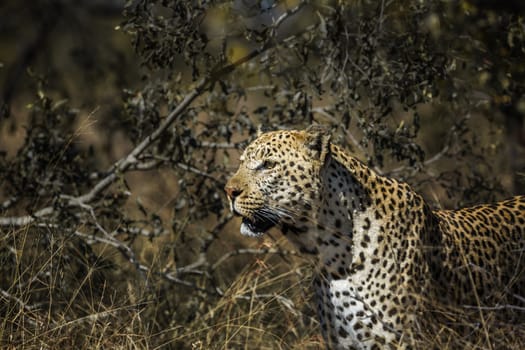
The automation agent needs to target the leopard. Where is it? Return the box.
[224,125,525,349]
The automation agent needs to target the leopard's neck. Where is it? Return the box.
[300,147,430,348]
[280,145,429,278]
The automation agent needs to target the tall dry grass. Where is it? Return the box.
[0,224,323,349]
[1,220,524,349]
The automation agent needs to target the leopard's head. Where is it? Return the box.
[225,125,331,237]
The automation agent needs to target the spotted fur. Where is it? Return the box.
[224,126,525,349]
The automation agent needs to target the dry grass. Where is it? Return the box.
[0,221,523,349]
[0,224,323,349]
[415,298,525,349]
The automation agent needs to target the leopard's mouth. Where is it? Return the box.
[240,217,275,237]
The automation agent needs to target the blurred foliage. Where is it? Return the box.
[0,0,524,349]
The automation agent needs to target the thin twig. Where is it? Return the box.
[234,293,298,315]
[199,141,243,149]
[211,248,299,271]
[175,163,219,182]
[462,304,525,312]
[388,145,450,175]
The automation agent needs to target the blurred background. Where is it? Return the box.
[0,0,524,348]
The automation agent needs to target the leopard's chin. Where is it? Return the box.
[240,217,275,237]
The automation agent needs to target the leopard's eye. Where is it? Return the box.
[256,159,276,171]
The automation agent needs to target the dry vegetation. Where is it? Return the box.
[1,0,524,349]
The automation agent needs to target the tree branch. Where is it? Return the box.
[0,0,310,228]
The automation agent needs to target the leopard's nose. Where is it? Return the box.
[225,185,242,199]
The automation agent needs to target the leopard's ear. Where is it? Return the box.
[304,124,331,162]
